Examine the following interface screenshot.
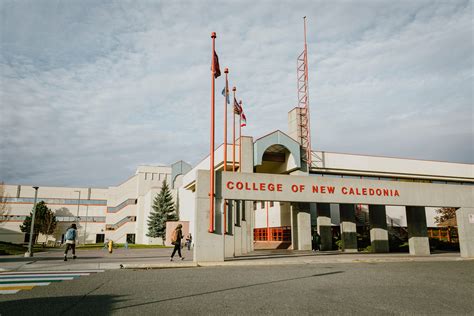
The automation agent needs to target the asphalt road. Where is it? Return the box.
[0,261,473,315]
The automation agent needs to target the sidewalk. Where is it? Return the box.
[1,248,471,272]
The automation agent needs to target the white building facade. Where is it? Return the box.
[0,109,472,256]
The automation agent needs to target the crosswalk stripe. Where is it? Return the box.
[0,277,75,283]
[0,290,20,294]
[0,270,104,275]
[0,273,90,279]
[0,282,50,288]
[0,270,104,295]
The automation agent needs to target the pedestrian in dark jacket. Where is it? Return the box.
[170,224,184,261]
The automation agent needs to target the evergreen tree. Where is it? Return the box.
[147,179,178,244]
[20,201,57,243]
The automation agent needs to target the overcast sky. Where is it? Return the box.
[1,0,472,187]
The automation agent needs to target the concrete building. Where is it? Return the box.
[1,108,473,260]
[0,162,191,245]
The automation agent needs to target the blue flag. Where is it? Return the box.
[221,87,230,104]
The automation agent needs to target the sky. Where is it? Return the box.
[0,0,472,187]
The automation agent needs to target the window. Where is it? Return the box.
[126,234,136,244]
[96,234,105,244]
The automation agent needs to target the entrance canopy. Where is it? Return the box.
[217,171,473,208]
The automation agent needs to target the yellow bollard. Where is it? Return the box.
[108,240,113,253]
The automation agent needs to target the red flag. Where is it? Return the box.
[213,51,221,78]
[241,112,247,127]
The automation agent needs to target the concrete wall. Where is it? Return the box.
[312,151,473,181]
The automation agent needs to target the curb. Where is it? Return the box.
[119,256,473,269]
[121,262,199,269]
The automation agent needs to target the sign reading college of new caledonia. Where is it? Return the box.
[218,172,472,208]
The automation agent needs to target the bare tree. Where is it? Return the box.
[434,207,458,226]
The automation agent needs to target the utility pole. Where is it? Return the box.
[74,190,81,220]
[25,186,39,257]
[74,190,81,244]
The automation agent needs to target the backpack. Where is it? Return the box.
[65,228,76,241]
[171,229,179,244]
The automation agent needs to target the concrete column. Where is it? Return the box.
[224,200,235,258]
[316,203,332,251]
[240,136,254,172]
[194,170,224,262]
[456,207,474,258]
[247,200,254,252]
[297,210,312,250]
[406,206,430,256]
[339,204,358,252]
[234,200,242,256]
[291,203,298,250]
[368,205,389,253]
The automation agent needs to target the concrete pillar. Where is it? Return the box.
[406,206,430,256]
[194,170,224,262]
[316,203,332,251]
[456,207,474,258]
[288,108,303,144]
[224,200,235,258]
[340,204,358,252]
[247,200,254,252]
[291,203,298,249]
[368,205,389,253]
[297,210,312,250]
[241,135,254,254]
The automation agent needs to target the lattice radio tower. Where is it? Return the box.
[296,16,312,167]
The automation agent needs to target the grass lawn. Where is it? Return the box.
[0,242,48,255]
[0,242,27,255]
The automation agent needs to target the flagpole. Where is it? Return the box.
[239,100,243,173]
[232,86,236,173]
[209,31,216,233]
[223,68,229,234]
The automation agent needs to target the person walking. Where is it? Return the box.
[312,229,321,251]
[64,223,78,261]
[185,233,192,251]
[170,224,184,261]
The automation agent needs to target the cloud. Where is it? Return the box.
[0,0,472,187]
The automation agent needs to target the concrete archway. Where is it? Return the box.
[254,130,301,174]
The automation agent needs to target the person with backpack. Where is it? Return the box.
[170,224,184,261]
[64,223,77,261]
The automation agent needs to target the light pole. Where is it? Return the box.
[74,190,81,220]
[25,186,39,257]
[74,190,81,244]
[84,203,89,245]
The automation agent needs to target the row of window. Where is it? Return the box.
[0,215,105,222]
[4,197,107,205]
[253,201,274,210]
[311,173,474,186]
[143,173,170,181]
[56,216,106,222]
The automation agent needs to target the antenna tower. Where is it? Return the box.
[296,17,312,167]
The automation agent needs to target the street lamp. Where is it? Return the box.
[74,190,81,244]
[74,190,81,220]
[25,186,39,257]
